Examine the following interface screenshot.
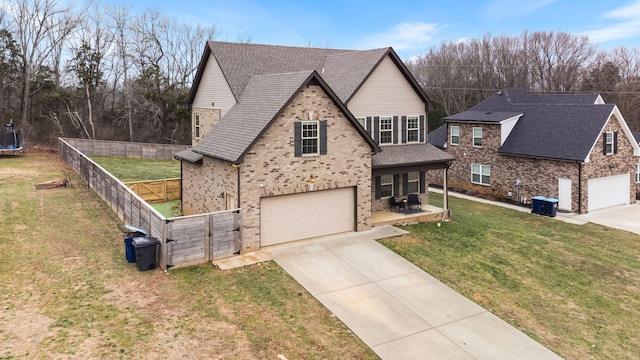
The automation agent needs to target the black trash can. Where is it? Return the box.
[123,225,147,263]
[531,196,546,214]
[132,237,159,271]
[544,198,559,217]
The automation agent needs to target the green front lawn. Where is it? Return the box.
[380,192,640,360]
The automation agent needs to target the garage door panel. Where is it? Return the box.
[588,174,630,211]
[260,188,355,246]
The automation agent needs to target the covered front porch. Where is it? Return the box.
[372,203,448,226]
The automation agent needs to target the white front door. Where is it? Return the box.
[558,178,572,211]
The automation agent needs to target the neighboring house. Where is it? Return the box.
[438,88,640,213]
[175,41,454,252]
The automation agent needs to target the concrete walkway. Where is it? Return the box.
[266,226,563,360]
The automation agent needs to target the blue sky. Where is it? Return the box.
[131,0,640,60]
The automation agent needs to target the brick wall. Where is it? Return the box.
[238,84,373,251]
[181,156,238,215]
[191,108,221,146]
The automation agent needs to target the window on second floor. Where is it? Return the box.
[407,116,419,143]
[450,126,459,145]
[302,121,319,155]
[194,114,201,138]
[379,116,393,144]
[603,131,618,155]
[473,127,482,147]
[472,164,490,185]
[356,117,366,130]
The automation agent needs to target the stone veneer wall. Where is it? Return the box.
[191,108,221,146]
[581,114,637,212]
[239,84,373,251]
[181,156,238,215]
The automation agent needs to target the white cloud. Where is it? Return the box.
[356,22,440,51]
[580,0,640,43]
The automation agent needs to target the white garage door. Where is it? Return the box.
[260,187,355,246]
[588,174,630,211]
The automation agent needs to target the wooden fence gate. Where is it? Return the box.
[165,210,241,268]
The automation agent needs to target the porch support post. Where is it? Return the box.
[443,162,451,216]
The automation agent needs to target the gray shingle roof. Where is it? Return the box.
[194,70,316,162]
[174,148,203,162]
[428,124,447,149]
[372,143,455,168]
[443,110,522,123]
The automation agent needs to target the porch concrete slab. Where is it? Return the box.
[372,329,475,360]
[316,282,433,346]
[330,240,422,282]
[376,271,486,327]
[274,249,369,295]
[438,312,562,360]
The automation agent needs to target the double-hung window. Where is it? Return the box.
[450,126,459,145]
[380,174,393,198]
[407,172,420,193]
[379,116,393,144]
[302,121,319,155]
[472,164,490,185]
[194,114,200,138]
[473,127,482,147]
[356,117,366,130]
[407,116,419,143]
[636,163,640,183]
[604,131,614,155]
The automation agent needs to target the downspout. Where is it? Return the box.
[443,161,451,217]
[578,161,583,214]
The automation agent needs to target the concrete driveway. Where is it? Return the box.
[568,203,640,235]
[268,226,563,360]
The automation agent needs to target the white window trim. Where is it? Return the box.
[636,163,640,183]
[194,113,201,139]
[473,127,482,147]
[605,131,614,155]
[379,116,393,145]
[407,116,419,143]
[356,117,366,131]
[407,172,420,193]
[380,174,394,198]
[471,164,490,186]
[302,120,319,156]
[450,125,460,145]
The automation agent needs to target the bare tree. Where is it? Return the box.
[7,0,82,129]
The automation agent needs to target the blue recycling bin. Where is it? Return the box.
[531,196,546,214]
[123,225,147,263]
[543,198,559,217]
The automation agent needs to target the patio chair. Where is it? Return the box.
[407,193,422,210]
[389,196,403,212]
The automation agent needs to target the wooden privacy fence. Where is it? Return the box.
[62,138,190,159]
[58,138,241,269]
[126,178,181,203]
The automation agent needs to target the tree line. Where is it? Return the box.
[4,1,640,145]
[1,0,217,145]
[407,31,640,132]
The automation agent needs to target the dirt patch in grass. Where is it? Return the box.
[0,154,375,359]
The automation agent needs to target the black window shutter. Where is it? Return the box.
[294,122,302,157]
[393,116,399,144]
[419,115,425,143]
[373,116,380,144]
[402,173,409,196]
[614,132,618,154]
[319,120,328,155]
[602,133,607,155]
[393,174,400,197]
[401,116,407,143]
[366,117,372,135]
[420,171,426,193]
[375,176,381,199]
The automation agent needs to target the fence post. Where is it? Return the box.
[205,213,211,262]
